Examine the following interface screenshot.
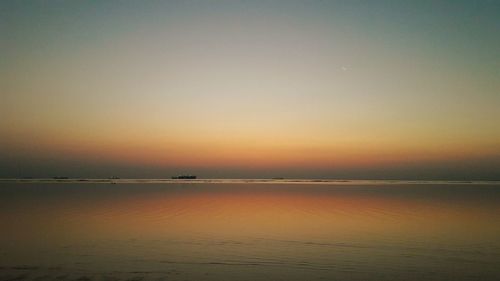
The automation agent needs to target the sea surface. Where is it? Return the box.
[1,180,500,281]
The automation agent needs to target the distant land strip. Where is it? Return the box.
[0,179,499,185]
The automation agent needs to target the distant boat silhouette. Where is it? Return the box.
[171,175,197,179]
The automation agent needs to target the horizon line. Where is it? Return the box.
[1,178,499,184]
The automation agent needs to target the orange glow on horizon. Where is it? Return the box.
[3,125,499,172]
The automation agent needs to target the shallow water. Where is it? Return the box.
[1,182,500,280]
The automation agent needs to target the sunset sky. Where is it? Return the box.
[1,1,499,179]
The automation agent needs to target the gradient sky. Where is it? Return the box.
[1,0,499,179]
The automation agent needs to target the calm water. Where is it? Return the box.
[1,181,500,281]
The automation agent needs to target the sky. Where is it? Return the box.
[1,0,499,179]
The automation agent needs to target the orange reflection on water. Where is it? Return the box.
[2,183,500,281]
[61,185,500,244]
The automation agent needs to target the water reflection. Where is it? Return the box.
[1,183,499,280]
